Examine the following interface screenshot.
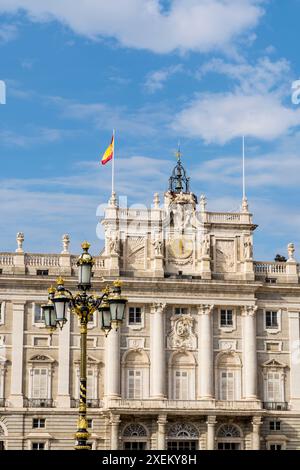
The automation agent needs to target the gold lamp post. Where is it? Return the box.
[42,242,127,450]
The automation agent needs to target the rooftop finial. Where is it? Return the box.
[175,141,182,162]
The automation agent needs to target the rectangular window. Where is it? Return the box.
[220,371,235,401]
[129,307,142,325]
[270,420,281,431]
[175,308,188,316]
[174,370,188,400]
[34,304,44,324]
[220,309,233,327]
[32,442,45,450]
[36,270,49,276]
[267,372,282,402]
[124,442,146,450]
[128,370,142,399]
[87,370,95,400]
[0,302,5,325]
[32,418,46,429]
[269,444,282,451]
[87,419,93,429]
[266,311,278,329]
[32,368,48,399]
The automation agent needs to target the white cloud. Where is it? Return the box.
[0,126,81,147]
[145,64,183,93]
[0,0,264,54]
[0,23,18,43]
[173,57,300,144]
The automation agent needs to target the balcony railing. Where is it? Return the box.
[25,398,53,408]
[106,399,262,411]
[71,399,103,408]
[263,402,288,411]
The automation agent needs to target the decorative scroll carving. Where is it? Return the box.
[168,315,197,350]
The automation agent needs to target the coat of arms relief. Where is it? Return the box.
[167,315,197,350]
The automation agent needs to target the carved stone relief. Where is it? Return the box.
[215,240,235,273]
[167,315,197,350]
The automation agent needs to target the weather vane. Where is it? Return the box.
[175,141,182,161]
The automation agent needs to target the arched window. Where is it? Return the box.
[216,352,241,401]
[122,350,150,399]
[169,352,196,400]
[167,423,199,450]
[123,423,149,450]
[217,424,243,450]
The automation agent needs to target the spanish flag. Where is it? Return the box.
[101,134,114,165]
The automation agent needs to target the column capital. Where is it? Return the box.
[252,416,263,426]
[241,305,258,317]
[151,302,166,314]
[157,414,168,425]
[110,413,121,425]
[197,304,214,316]
[206,415,217,425]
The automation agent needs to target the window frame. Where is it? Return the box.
[0,302,5,325]
[269,420,281,432]
[264,309,281,334]
[174,307,189,316]
[32,418,46,429]
[218,308,236,332]
[126,305,144,330]
[127,369,143,399]
[32,303,45,328]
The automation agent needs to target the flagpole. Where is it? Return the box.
[242,135,246,200]
[112,129,115,195]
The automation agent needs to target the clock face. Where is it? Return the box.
[168,237,193,259]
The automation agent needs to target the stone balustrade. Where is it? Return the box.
[106,399,262,411]
[254,262,287,275]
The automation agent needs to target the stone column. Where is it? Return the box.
[157,414,167,450]
[198,305,214,399]
[9,302,25,407]
[206,416,217,450]
[110,414,120,450]
[252,416,262,450]
[150,303,166,399]
[242,306,258,400]
[288,311,300,409]
[105,328,121,399]
[57,309,71,407]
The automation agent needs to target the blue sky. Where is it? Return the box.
[0,0,300,259]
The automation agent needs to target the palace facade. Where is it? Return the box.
[0,157,300,450]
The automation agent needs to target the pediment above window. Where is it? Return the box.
[29,354,55,364]
[262,359,288,369]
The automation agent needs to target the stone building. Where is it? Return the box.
[0,156,300,450]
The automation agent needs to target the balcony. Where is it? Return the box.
[71,399,103,408]
[25,398,53,408]
[263,402,289,411]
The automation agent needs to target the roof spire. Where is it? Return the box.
[168,143,190,194]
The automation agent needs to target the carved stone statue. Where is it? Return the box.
[152,237,163,257]
[288,243,295,261]
[107,233,119,255]
[61,234,70,254]
[243,236,253,260]
[202,234,210,258]
[16,232,24,253]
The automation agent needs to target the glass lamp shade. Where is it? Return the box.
[109,298,127,322]
[52,294,69,323]
[78,263,92,288]
[99,301,112,335]
[42,303,57,328]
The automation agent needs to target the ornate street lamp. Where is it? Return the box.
[41,241,127,450]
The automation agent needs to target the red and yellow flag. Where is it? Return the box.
[101,135,114,165]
